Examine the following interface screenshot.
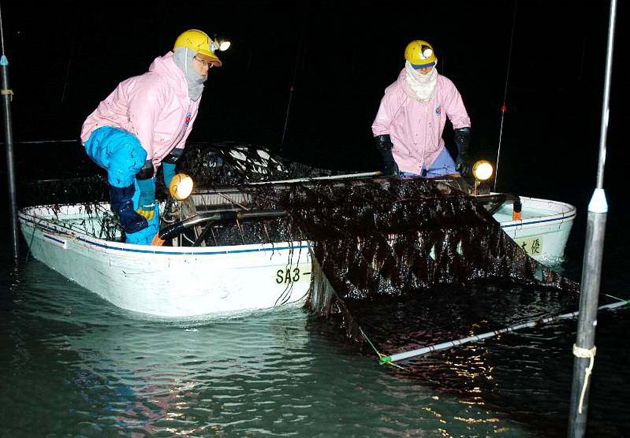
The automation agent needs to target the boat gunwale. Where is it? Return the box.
[19,194,576,255]
[495,196,577,229]
[18,208,311,257]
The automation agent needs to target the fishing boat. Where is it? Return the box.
[18,167,576,318]
[494,195,576,260]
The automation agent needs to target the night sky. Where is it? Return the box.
[0,0,627,209]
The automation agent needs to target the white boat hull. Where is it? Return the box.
[493,196,576,262]
[19,194,576,318]
[20,205,312,318]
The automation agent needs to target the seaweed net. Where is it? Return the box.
[178,141,345,186]
[21,141,580,365]
[241,177,579,346]
[19,141,345,208]
[18,141,346,241]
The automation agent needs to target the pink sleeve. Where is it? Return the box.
[371,86,402,137]
[443,79,471,130]
[126,83,165,159]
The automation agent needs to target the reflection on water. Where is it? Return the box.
[1,250,629,437]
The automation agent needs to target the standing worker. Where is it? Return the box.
[80,29,222,245]
[372,40,473,178]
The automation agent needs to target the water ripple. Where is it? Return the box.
[1,249,629,436]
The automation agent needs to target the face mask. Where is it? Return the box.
[173,47,206,101]
[404,60,438,103]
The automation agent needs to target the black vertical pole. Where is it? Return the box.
[493,0,518,192]
[1,6,20,260]
[568,202,606,437]
[1,58,19,260]
[567,0,617,436]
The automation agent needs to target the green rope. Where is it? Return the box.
[359,327,382,357]
[358,327,405,370]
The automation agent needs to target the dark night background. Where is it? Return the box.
[0,1,626,168]
[0,0,628,267]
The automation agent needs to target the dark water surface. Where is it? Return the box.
[1,208,629,438]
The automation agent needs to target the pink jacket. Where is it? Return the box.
[80,52,201,170]
[372,69,471,174]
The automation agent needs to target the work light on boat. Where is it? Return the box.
[169,173,194,201]
[472,160,493,181]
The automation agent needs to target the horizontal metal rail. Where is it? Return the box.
[159,209,287,241]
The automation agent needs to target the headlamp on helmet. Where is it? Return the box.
[211,39,231,52]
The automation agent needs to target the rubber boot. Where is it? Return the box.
[110,184,148,234]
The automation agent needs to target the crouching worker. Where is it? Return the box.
[80,29,222,245]
[372,40,472,178]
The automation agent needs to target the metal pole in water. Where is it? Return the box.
[493,0,518,192]
[568,0,617,436]
[280,4,307,152]
[0,6,20,260]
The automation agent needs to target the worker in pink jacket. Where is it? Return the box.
[372,40,472,178]
[81,29,222,245]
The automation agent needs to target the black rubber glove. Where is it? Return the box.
[374,134,400,176]
[454,127,473,177]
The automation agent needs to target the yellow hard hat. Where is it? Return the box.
[404,40,437,69]
[174,29,222,67]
